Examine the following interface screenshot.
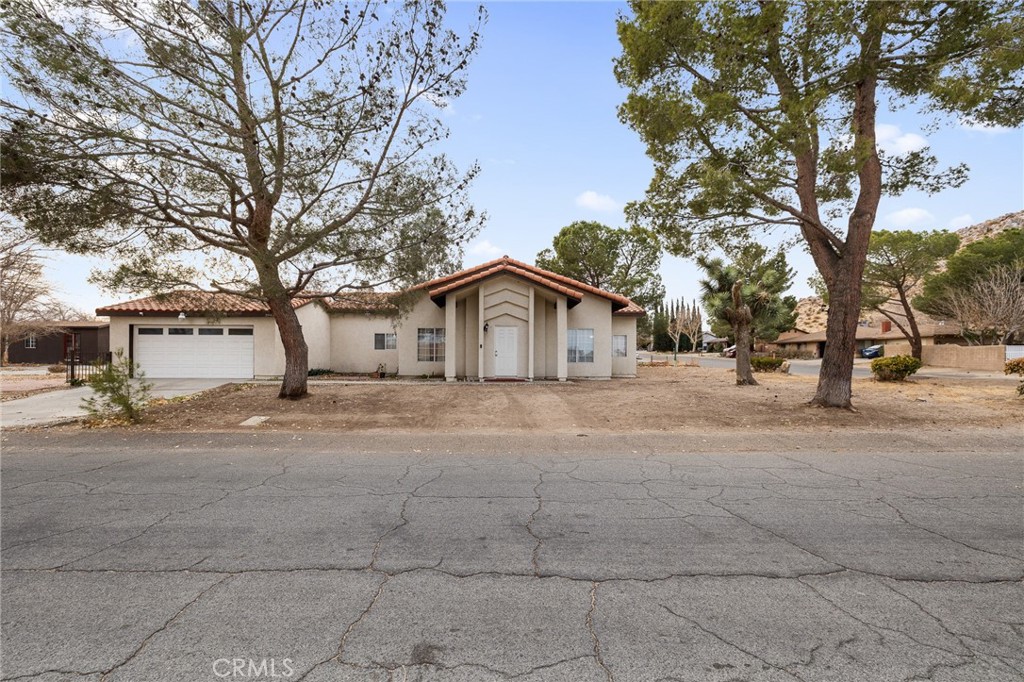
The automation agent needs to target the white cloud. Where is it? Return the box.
[960,118,1015,135]
[468,239,502,258]
[875,124,927,155]
[575,190,620,213]
[946,213,973,230]
[885,207,934,228]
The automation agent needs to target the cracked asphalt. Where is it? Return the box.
[2,429,1022,682]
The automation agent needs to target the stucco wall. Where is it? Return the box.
[463,292,480,379]
[297,303,332,371]
[329,313,399,374]
[612,315,638,377]
[543,301,558,378]
[395,293,446,377]
[566,296,613,379]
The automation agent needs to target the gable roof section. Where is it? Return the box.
[414,256,640,313]
[96,291,317,316]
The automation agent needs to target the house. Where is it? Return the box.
[6,320,110,365]
[701,331,729,352]
[95,257,644,381]
[876,321,967,355]
[770,325,886,358]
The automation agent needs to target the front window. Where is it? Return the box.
[374,332,397,350]
[417,328,445,362]
[25,334,37,349]
[612,335,627,358]
[568,328,594,363]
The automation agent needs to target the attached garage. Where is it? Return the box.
[133,325,254,379]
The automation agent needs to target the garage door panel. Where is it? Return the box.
[134,326,254,379]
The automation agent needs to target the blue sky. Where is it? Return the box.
[47,1,1024,315]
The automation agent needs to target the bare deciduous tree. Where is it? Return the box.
[1,228,52,365]
[679,299,702,357]
[942,263,1024,345]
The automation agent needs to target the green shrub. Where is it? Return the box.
[750,356,786,372]
[871,355,922,382]
[1005,358,1024,396]
[47,363,65,374]
[308,368,334,376]
[81,350,153,423]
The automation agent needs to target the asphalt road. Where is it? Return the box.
[642,353,1013,380]
[2,431,1022,682]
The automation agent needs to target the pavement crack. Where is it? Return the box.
[336,573,390,663]
[369,470,443,571]
[587,581,613,681]
[525,471,546,577]
[704,494,844,572]
[877,497,1023,563]
[796,577,969,658]
[659,603,805,681]
[98,574,232,681]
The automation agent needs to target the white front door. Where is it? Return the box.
[494,326,518,377]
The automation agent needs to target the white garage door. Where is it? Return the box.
[134,326,254,379]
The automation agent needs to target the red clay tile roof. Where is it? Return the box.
[323,291,400,313]
[96,291,316,316]
[613,301,646,316]
[415,256,642,313]
[98,259,648,317]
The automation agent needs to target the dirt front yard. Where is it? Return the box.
[133,365,1019,433]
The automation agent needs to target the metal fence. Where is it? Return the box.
[66,352,112,384]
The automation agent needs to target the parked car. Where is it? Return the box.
[860,344,884,359]
[721,345,737,358]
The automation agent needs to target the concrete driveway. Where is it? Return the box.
[2,431,1021,682]
[0,379,230,429]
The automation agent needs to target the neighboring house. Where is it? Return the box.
[6,320,110,365]
[770,325,886,358]
[876,320,967,355]
[95,257,644,381]
[701,331,728,351]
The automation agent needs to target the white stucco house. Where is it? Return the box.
[96,256,645,381]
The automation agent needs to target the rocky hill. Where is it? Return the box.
[791,211,1023,333]
[955,210,1023,247]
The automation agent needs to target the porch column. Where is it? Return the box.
[528,288,535,380]
[445,293,457,382]
[478,290,485,382]
[556,294,568,381]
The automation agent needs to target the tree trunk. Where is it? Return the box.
[266,295,309,399]
[896,288,923,360]
[813,288,858,406]
[734,319,757,386]
[908,333,922,361]
[809,29,882,408]
[730,280,757,385]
